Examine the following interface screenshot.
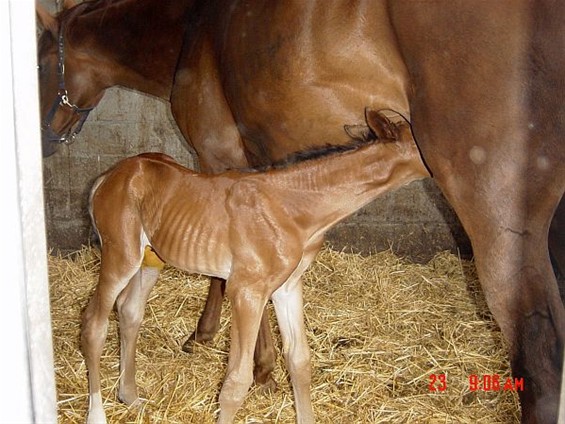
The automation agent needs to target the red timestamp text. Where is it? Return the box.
[428,373,525,392]
[468,374,524,392]
[428,373,447,392]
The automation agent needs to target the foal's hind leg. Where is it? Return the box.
[272,277,314,424]
[82,248,142,424]
[115,266,160,406]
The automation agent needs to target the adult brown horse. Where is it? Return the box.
[168,1,565,423]
[38,1,564,422]
[37,0,278,390]
[37,0,277,389]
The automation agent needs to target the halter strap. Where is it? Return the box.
[42,24,94,145]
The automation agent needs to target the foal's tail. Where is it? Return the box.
[88,173,108,248]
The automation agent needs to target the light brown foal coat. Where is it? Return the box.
[82,111,430,424]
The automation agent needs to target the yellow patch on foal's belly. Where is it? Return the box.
[142,246,166,270]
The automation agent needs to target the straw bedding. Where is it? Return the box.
[49,245,520,423]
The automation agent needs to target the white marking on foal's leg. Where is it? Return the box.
[87,390,107,424]
[272,278,314,424]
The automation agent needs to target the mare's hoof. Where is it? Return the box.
[181,331,216,353]
[254,373,278,394]
[181,336,196,353]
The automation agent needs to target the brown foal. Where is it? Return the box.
[82,110,429,423]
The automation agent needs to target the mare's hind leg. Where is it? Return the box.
[453,193,564,423]
[115,266,161,406]
[389,3,565,419]
[81,246,143,424]
[406,90,565,423]
[549,196,565,303]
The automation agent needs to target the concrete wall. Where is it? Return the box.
[42,88,472,262]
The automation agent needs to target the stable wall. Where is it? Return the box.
[42,88,471,262]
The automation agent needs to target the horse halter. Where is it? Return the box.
[42,25,94,145]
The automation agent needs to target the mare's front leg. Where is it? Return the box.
[115,265,161,406]
[182,277,226,351]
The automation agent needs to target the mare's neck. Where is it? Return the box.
[69,0,191,99]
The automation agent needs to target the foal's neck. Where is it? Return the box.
[261,138,428,232]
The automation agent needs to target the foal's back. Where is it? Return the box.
[90,153,235,277]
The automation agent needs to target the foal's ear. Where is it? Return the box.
[36,0,59,37]
[365,108,398,141]
[344,124,373,142]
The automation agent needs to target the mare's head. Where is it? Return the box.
[36,1,105,156]
[36,0,191,157]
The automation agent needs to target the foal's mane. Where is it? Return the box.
[247,136,378,173]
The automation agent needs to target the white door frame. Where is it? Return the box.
[0,0,57,421]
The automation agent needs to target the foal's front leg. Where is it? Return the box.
[270,241,320,424]
[184,276,277,390]
[218,283,269,423]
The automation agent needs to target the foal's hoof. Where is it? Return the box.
[127,398,145,411]
[119,391,143,408]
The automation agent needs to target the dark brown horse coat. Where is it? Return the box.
[169,2,565,423]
